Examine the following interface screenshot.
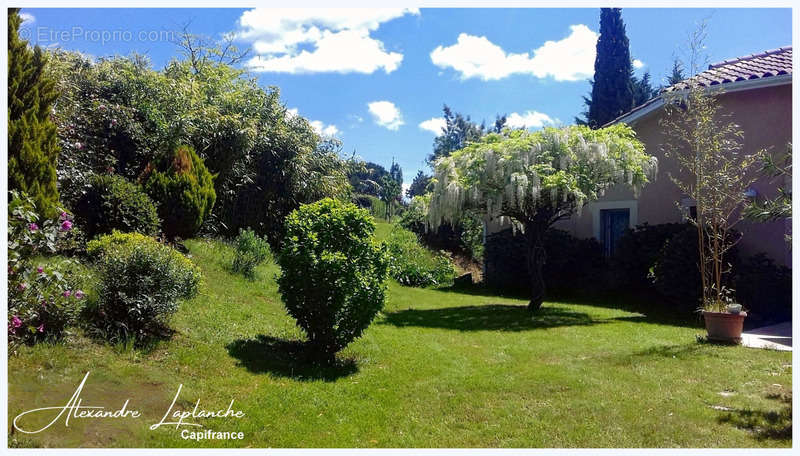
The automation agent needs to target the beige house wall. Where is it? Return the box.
[489,82,792,266]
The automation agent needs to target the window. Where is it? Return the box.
[600,208,630,257]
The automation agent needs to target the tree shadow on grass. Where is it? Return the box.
[225,335,357,381]
[380,304,605,332]
[717,392,792,441]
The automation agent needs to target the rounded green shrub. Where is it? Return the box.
[385,226,456,287]
[144,145,216,239]
[276,198,389,360]
[231,228,271,279]
[75,173,161,239]
[87,231,201,342]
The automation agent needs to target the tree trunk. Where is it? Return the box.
[525,221,546,312]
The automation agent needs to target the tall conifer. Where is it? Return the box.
[8,8,60,217]
[579,8,635,128]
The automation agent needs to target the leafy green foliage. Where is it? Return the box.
[276,198,388,359]
[353,194,387,221]
[86,232,201,342]
[541,229,605,294]
[649,226,739,313]
[231,229,271,279]
[8,9,60,218]
[46,50,350,247]
[75,174,160,239]
[8,192,84,348]
[385,226,456,287]
[612,223,688,289]
[428,105,486,165]
[144,145,216,239]
[406,170,431,199]
[744,145,792,234]
[734,253,791,323]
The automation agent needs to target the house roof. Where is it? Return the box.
[608,46,793,126]
[664,46,792,92]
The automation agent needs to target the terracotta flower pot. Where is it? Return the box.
[703,310,747,344]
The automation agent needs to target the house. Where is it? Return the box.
[484,46,792,289]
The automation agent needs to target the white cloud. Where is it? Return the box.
[287,107,339,137]
[310,120,340,137]
[418,117,446,135]
[633,59,645,69]
[430,25,598,81]
[368,101,404,131]
[505,111,556,129]
[19,12,35,24]
[237,8,418,74]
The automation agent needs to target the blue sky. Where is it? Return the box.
[20,7,792,188]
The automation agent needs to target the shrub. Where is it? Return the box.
[8,191,83,348]
[612,223,688,289]
[231,229,271,279]
[75,173,161,239]
[86,231,201,342]
[385,226,456,287]
[734,253,791,323]
[276,198,389,360]
[353,194,387,220]
[542,229,606,294]
[144,144,216,239]
[650,225,739,313]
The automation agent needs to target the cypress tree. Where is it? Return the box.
[581,8,635,128]
[8,9,60,218]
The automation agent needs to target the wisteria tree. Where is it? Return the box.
[425,125,657,311]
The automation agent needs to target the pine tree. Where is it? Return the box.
[406,170,431,199]
[579,8,635,128]
[389,158,403,186]
[632,71,658,107]
[666,58,686,86]
[8,9,60,218]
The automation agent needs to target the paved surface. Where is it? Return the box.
[741,321,792,351]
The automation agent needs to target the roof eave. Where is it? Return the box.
[609,73,793,126]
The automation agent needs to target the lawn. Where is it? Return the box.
[8,224,792,448]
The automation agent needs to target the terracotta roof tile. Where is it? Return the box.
[664,46,792,92]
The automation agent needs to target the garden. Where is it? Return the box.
[6,8,792,449]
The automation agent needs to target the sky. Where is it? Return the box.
[19,7,792,189]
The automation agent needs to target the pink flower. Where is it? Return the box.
[29,223,39,231]
[37,324,45,333]
[11,316,22,328]
[75,142,83,150]
[61,220,73,231]
[75,290,84,299]
[63,290,71,298]
[99,104,107,111]
[60,211,68,220]
[37,266,44,273]
[110,119,118,127]
[18,283,27,291]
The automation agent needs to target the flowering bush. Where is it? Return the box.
[8,191,85,348]
[86,231,201,342]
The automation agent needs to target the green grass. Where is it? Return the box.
[8,237,791,448]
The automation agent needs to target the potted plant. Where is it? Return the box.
[660,26,758,343]
[702,296,747,344]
